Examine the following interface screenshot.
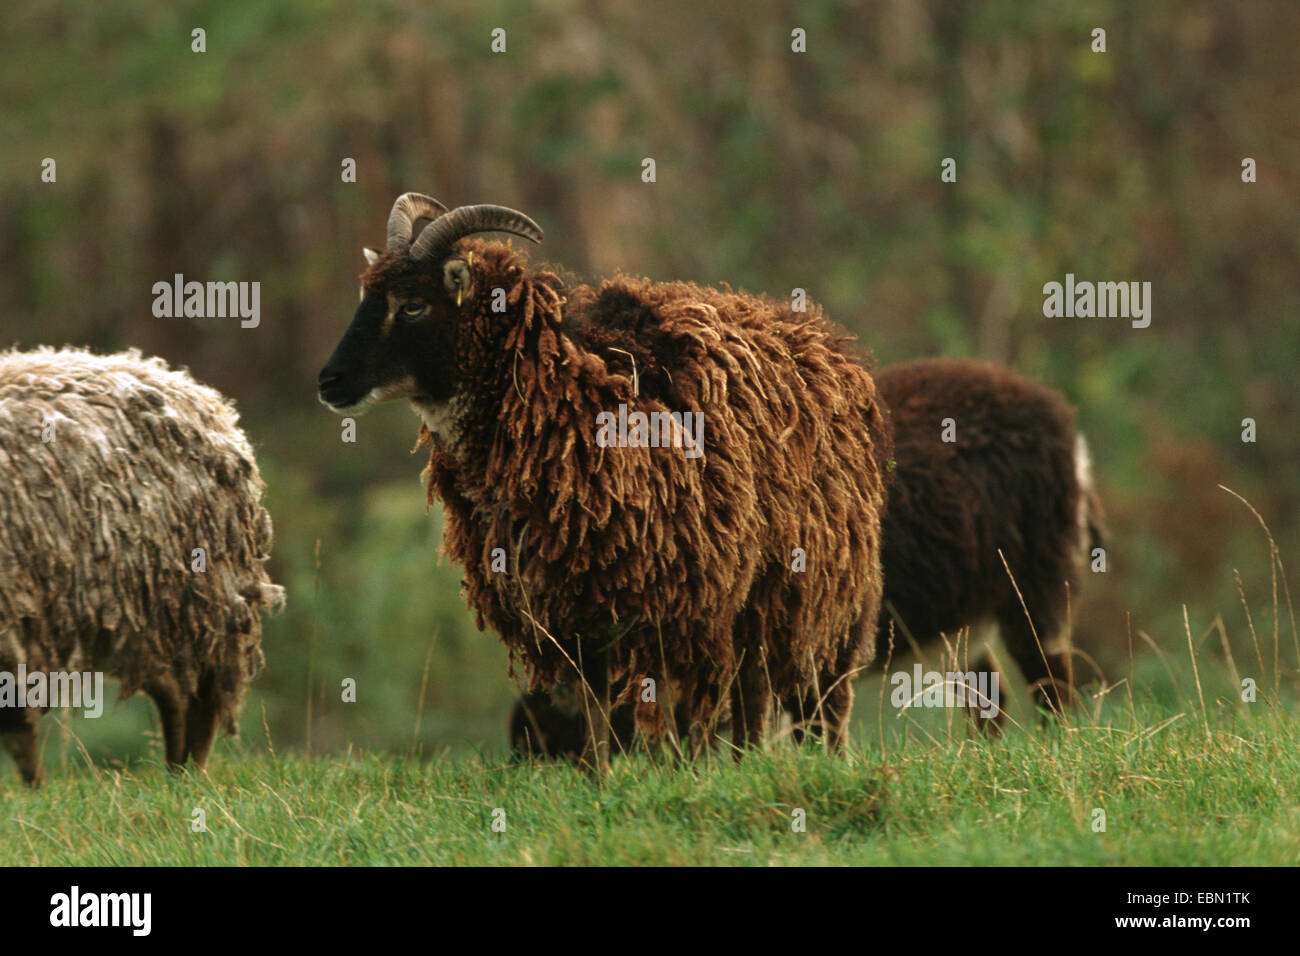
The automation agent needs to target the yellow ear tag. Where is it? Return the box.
[457,252,472,307]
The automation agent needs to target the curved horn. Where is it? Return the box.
[386,193,450,252]
[410,204,544,262]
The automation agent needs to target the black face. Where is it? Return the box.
[316,270,459,414]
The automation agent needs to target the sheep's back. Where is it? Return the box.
[876,357,1080,642]
[628,280,889,690]
[441,274,889,707]
[0,347,280,702]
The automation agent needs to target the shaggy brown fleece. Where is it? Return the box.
[510,357,1102,756]
[409,238,891,750]
[875,357,1102,716]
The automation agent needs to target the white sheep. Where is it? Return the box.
[0,347,282,784]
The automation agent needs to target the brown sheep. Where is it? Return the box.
[510,357,1102,757]
[317,194,892,769]
[874,357,1102,722]
[0,347,283,785]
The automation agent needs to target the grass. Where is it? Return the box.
[4,699,1297,866]
[4,488,1296,866]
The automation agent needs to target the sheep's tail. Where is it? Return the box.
[243,582,286,611]
[1074,432,1107,564]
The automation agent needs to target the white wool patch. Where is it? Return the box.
[411,395,466,450]
[1075,432,1094,557]
[0,345,279,729]
[321,376,423,417]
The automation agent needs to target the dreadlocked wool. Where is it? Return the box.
[510,357,1104,756]
[416,239,891,748]
[874,357,1103,717]
[0,347,282,783]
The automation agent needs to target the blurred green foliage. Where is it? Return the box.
[1,0,1295,763]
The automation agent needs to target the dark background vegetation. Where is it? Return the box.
[2,0,1295,764]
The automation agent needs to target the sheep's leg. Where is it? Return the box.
[784,691,809,745]
[730,662,769,756]
[1,722,42,786]
[669,682,718,760]
[509,691,552,759]
[787,643,861,750]
[786,681,853,748]
[966,647,1007,737]
[611,699,638,755]
[783,651,818,746]
[784,685,833,747]
[672,701,693,749]
[819,671,855,750]
[577,653,611,774]
[183,671,223,771]
[783,677,824,746]
[820,613,878,750]
[145,674,188,769]
[686,721,715,759]
[997,600,1074,721]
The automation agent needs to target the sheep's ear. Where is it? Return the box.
[362,247,381,266]
[443,259,472,305]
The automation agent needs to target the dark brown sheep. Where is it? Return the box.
[874,357,1102,721]
[318,195,892,769]
[510,687,637,762]
[510,357,1102,757]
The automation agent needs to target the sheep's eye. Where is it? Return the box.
[399,301,426,318]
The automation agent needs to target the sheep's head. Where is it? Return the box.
[316,193,543,434]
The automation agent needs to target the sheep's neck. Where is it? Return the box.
[443,275,574,473]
